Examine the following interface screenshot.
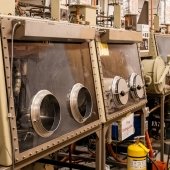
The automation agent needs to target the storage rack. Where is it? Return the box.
[148,91,170,162]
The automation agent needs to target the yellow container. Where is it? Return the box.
[127,142,149,170]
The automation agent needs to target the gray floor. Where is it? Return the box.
[58,153,170,170]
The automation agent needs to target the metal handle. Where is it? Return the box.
[113,89,129,95]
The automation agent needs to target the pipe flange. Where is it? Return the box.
[69,83,93,123]
[30,90,61,138]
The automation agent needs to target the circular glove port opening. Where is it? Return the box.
[69,83,93,123]
[31,90,61,138]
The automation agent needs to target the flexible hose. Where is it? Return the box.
[145,131,154,158]
[60,143,76,162]
[107,143,127,164]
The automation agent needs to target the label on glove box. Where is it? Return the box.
[98,42,109,56]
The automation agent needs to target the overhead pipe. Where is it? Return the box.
[150,0,153,30]
[92,0,96,6]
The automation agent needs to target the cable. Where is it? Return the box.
[167,145,170,169]
[157,0,161,15]
[10,22,21,97]
[9,21,21,170]
[146,155,159,170]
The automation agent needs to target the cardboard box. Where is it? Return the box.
[69,5,96,25]
[112,113,135,141]
[119,113,134,141]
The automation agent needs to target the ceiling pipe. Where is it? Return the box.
[150,0,153,30]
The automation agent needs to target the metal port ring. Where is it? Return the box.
[112,76,129,106]
[129,73,144,99]
[69,83,93,123]
[30,90,61,138]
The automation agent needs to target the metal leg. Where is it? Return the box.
[141,107,147,136]
[160,95,165,161]
[102,125,107,170]
[97,125,108,170]
[167,144,170,168]
[101,125,109,170]
[96,126,102,170]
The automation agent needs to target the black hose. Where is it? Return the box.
[146,155,159,170]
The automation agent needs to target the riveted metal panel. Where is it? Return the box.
[0,16,104,169]
[95,28,147,122]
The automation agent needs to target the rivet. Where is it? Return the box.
[15,148,18,151]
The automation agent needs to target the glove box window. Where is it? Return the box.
[9,42,98,153]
